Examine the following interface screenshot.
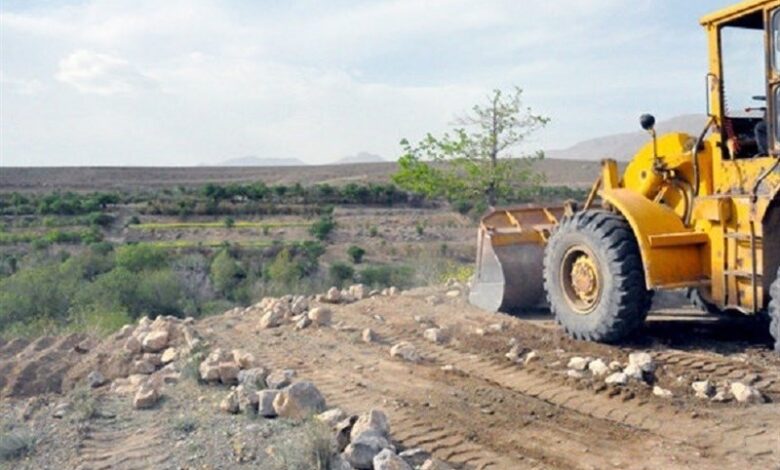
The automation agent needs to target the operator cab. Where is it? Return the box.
[719,8,768,158]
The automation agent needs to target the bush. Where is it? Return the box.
[309,215,336,241]
[135,269,184,317]
[329,262,354,287]
[127,215,141,225]
[89,212,115,227]
[265,249,303,286]
[0,430,36,461]
[210,250,244,296]
[368,226,379,237]
[347,245,366,264]
[358,264,414,289]
[115,244,168,272]
[223,216,235,229]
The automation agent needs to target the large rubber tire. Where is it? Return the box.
[769,268,780,353]
[544,210,653,343]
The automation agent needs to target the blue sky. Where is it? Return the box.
[0,0,755,166]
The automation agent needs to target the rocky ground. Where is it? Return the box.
[1,283,779,469]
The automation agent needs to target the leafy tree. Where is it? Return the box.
[347,245,366,264]
[309,215,336,241]
[210,250,244,296]
[115,244,168,272]
[329,262,355,287]
[392,87,548,206]
[135,269,184,316]
[265,249,302,285]
[223,216,235,229]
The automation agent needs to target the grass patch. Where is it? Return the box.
[141,240,282,249]
[70,387,99,422]
[132,221,311,230]
[0,430,37,461]
[171,415,198,435]
[268,419,333,470]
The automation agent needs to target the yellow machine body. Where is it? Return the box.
[470,0,780,316]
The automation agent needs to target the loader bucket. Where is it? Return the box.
[469,206,564,313]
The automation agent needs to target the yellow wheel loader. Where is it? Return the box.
[470,0,780,350]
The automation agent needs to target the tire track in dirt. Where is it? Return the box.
[74,397,171,470]
[367,322,780,467]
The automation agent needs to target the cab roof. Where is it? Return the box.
[700,0,777,27]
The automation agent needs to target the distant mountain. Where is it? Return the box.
[546,114,707,161]
[216,156,307,167]
[334,152,385,165]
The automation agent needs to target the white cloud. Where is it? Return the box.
[0,0,727,166]
[55,50,154,95]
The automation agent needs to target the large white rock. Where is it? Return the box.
[730,382,764,403]
[324,287,341,303]
[238,368,269,389]
[308,307,333,326]
[653,386,674,398]
[623,363,644,381]
[273,381,327,419]
[266,369,296,389]
[142,330,169,352]
[257,389,280,417]
[390,342,420,363]
[351,409,390,440]
[373,449,412,470]
[588,359,610,377]
[316,408,347,427]
[232,349,256,369]
[692,380,714,399]
[605,372,629,386]
[349,284,367,300]
[218,362,240,384]
[259,308,284,329]
[343,433,393,469]
[567,357,591,371]
[423,328,448,344]
[220,389,240,414]
[132,382,159,409]
[628,352,656,373]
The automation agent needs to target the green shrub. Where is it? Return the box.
[0,430,36,461]
[224,216,235,229]
[358,264,414,289]
[89,212,115,227]
[127,215,141,225]
[347,245,366,264]
[115,244,168,272]
[329,262,354,287]
[415,221,425,236]
[368,226,379,237]
[210,250,244,296]
[265,249,302,286]
[135,269,184,317]
[309,215,336,241]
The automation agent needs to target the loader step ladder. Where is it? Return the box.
[722,225,763,313]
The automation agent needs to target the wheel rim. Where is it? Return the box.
[559,246,602,315]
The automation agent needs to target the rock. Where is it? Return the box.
[567,357,590,371]
[52,401,70,419]
[232,350,256,369]
[199,361,220,381]
[362,328,376,343]
[142,330,169,352]
[330,454,354,470]
[486,323,504,333]
[730,382,764,403]
[266,369,296,389]
[132,358,157,375]
[87,370,107,388]
[257,389,280,417]
[351,409,390,440]
[711,390,730,403]
[524,351,539,365]
[273,381,327,419]
[335,416,358,452]
[220,389,240,414]
[588,359,610,377]
[291,296,309,315]
[349,284,367,300]
[373,449,412,470]
[114,324,134,340]
[399,448,432,468]
[567,370,585,379]
[505,345,522,362]
[324,287,342,303]
[692,380,715,399]
[144,353,163,367]
[426,295,442,306]
[390,342,420,363]
[445,290,460,298]
[160,347,178,364]
[295,316,312,330]
[605,372,629,386]
[316,408,347,427]
[423,328,448,344]
[218,362,241,384]
[308,307,333,326]
[387,286,399,296]
[628,352,656,373]
[623,363,644,381]
[474,328,487,336]
[259,308,284,329]
[653,386,674,398]
[343,433,393,469]
[608,361,623,371]
[133,382,159,409]
[124,336,142,354]
[420,459,454,470]
[238,368,269,389]
[236,385,259,413]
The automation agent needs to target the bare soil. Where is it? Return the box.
[2,287,778,469]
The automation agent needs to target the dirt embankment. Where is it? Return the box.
[2,285,779,469]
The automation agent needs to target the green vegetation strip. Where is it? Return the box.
[141,239,295,249]
[132,221,312,230]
